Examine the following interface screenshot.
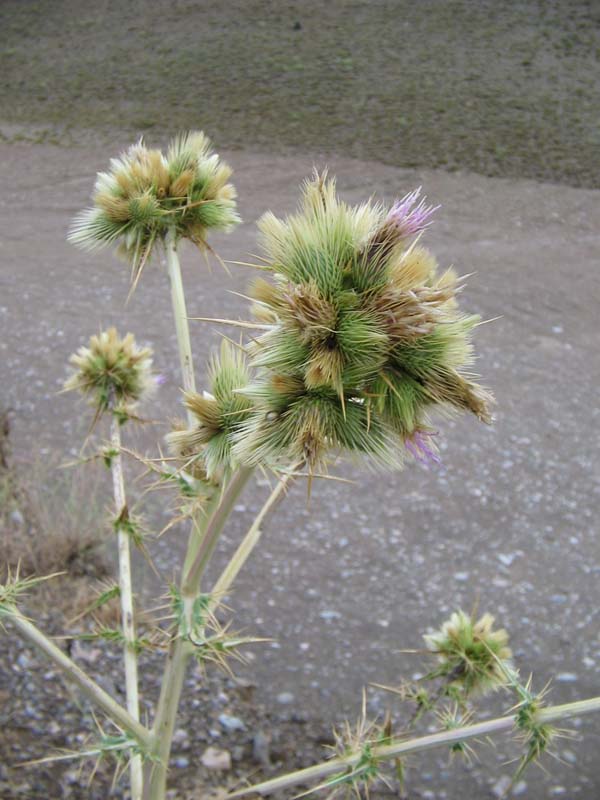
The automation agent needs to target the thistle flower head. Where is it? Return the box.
[424,610,512,697]
[234,171,492,471]
[68,131,239,285]
[64,328,154,414]
[167,341,253,479]
[386,186,439,238]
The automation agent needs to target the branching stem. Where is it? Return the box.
[210,464,301,610]
[228,695,600,797]
[7,608,151,747]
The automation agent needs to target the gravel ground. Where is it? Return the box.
[0,139,599,797]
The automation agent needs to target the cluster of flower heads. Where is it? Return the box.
[222,172,493,472]
[68,131,239,285]
[424,610,512,697]
[64,327,155,414]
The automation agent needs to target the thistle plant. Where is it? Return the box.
[3,133,599,800]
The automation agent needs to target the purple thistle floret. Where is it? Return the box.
[155,374,167,386]
[405,430,442,467]
[387,187,439,237]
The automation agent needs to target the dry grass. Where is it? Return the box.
[0,409,114,619]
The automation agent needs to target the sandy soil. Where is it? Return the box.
[0,137,599,798]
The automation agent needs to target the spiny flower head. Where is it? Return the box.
[424,610,512,697]
[68,132,239,286]
[167,341,253,479]
[233,171,492,471]
[64,328,155,414]
[386,186,439,238]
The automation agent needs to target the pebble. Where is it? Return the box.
[218,713,245,732]
[276,691,295,705]
[172,728,189,746]
[201,746,232,770]
[252,731,271,767]
[512,781,528,795]
[174,756,189,769]
[556,672,578,682]
[498,552,516,566]
[9,508,24,526]
[491,775,512,798]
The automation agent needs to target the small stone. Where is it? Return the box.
[498,553,516,566]
[454,572,469,582]
[556,672,578,682]
[172,728,189,746]
[319,609,341,620]
[276,691,295,705]
[252,731,271,767]
[492,775,512,798]
[562,749,577,764]
[232,745,245,761]
[16,653,31,669]
[218,713,245,732]
[512,781,527,795]
[9,509,24,526]
[201,747,232,770]
[174,756,189,769]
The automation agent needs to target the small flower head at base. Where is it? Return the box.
[386,187,439,238]
[64,328,155,416]
[424,609,512,697]
[167,341,254,479]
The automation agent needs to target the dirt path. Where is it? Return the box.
[1,140,600,797]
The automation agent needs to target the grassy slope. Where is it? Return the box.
[1,0,599,186]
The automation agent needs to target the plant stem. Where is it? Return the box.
[210,464,300,610]
[146,465,253,800]
[144,630,191,800]
[7,608,151,747]
[228,695,600,797]
[165,228,196,414]
[147,236,255,799]
[145,230,199,800]
[111,415,143,799]
[181,466,254,597]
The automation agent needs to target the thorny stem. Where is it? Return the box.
[110,414,143,799]
[181,466,254,597]
[229,695,600,798]
[7,608,151,747]
[146,467,253,800]
[146,234,254,799]
[210,464,301,611]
